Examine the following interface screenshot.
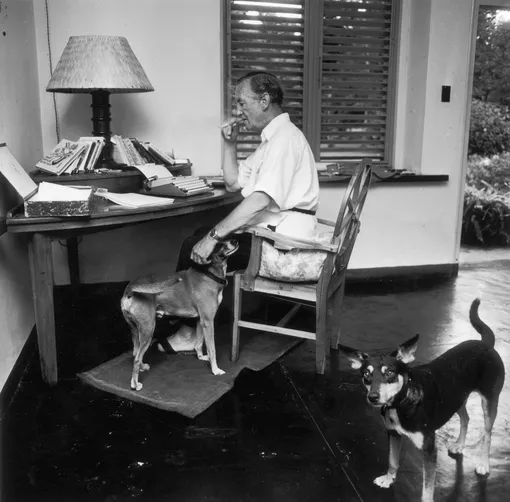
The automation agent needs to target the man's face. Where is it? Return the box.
[234,81,266,132]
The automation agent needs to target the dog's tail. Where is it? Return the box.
[469,298,495,348]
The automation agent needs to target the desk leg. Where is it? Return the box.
[28,233,57,386]
[67,237,81,307]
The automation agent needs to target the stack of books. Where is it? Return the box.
[112,136,190,168]
[35,137,105,175]
[36,136,191,176]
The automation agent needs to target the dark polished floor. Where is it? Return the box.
[1,249,509,502]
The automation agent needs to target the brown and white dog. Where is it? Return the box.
[339,299,505,502]
[121,239,238,391]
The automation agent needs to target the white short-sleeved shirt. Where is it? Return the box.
[237,113,320,238]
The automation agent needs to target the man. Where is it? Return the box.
[157,71,319,354]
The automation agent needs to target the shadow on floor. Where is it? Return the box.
[1,249,509,501]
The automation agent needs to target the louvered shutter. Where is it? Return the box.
[321,0,394,162]
[227,0,305,159]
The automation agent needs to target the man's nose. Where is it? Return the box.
[368,391,380,404]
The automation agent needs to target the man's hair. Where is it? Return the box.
[236,71,284,107]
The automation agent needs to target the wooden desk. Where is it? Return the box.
[6,189,241,386]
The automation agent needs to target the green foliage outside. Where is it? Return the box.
[469,100,510,157]
[463,8,510,246]
[462,155,510,246]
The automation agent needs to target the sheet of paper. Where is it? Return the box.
[31,182,92,201]
[97,191,174,208]
[132,163,174,181]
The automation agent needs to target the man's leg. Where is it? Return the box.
[175,226,211,272]
[227,232,252,272]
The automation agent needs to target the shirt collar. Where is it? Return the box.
[261,113,290,142]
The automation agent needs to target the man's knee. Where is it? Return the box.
[176,227,212,271]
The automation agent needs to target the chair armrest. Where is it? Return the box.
[246,226,337,253]
[316,217,336,227]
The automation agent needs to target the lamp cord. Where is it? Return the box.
[45,0,60,143]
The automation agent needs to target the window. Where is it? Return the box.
[224,0,399,164]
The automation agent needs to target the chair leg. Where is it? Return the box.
[329,280,346,350]
[231,272,242,362]
[315,298,330,374]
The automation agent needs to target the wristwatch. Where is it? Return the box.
[209,228,221,241]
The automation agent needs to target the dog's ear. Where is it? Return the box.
[338,344,368,370]
[391,334,419,364]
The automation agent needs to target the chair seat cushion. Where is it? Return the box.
[259,240,329,282]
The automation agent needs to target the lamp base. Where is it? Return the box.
[90,90,118,168]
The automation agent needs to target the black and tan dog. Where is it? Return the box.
[121,239,238,391]
[339,299,505,502]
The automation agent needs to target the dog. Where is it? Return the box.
[339,299,505,502]
[121,239,239,391]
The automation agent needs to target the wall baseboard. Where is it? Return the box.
[347,262,458,282]
[345,263,458,293]
[0,328,37,422]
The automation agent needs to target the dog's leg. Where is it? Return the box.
[475,394,499,476]
[121,305,139,358]
[194,321,206,360]
[126,318,139,357]
[201,316,225,376]
[448,400,469,456]
[131,320,155,391]
[374,431,402,488]
[421,433,437,502]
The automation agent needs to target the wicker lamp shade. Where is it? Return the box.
[47,35,154,93]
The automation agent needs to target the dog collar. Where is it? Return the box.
[190,263,228,286]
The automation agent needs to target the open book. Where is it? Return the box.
[36,140,87,175]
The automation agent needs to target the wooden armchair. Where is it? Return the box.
[231,158,372,374]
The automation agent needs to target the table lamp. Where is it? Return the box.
[46,35,154,170]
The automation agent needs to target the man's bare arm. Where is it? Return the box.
[222,142,241,192]
[215,191,272,237]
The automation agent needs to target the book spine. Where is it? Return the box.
[147,144,175,166]
[131,139,156,164]
[123,138,144,166]
[112,135,129,165]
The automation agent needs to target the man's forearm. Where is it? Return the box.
[214,192,272,237]
[222,143,240,191]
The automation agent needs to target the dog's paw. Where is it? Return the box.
[140,363,150,372]
[130,380,143,391]
[212,367,225,376]
[197,354,210,362]
[475,462,490,476]
[374,473,396,488]
[448,442,465,456]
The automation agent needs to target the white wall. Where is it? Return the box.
[0,0,41,390]
[29,0,483,283]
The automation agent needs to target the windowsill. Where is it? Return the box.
[318,171,449,185]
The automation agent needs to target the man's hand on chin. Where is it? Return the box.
[191,234,217,265]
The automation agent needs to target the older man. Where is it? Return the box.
[158,71,319,354]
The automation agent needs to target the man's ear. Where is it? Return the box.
[338,344,368,370]
[391,334,419,364]
[259,92,270,110]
